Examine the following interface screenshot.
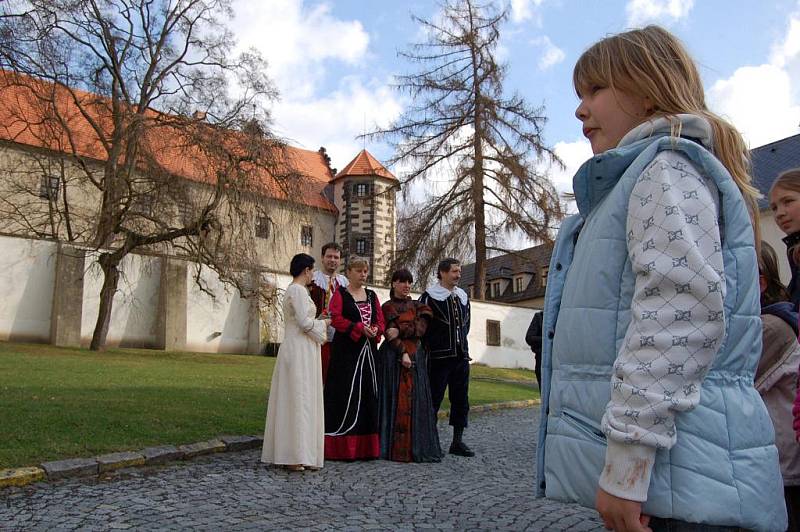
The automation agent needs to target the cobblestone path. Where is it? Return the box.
[1,407,604,531]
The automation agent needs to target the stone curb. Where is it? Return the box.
[1,399,539,489]
[178,439,226,459]
[97,451,146,473]
[141,445,184,465]
[0,467,45,488]
[40,457,99,480]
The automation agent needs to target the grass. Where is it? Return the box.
[1,341,537,468]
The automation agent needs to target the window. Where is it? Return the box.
[301,225,313,247]
[515,276,524,293]
[255,216,272,239]
[132,192,154,217]
[541,267,549,287]
[486,320,501,346]
[39,174,60,200]
[177,201,193,225]
[492,281,501,297]
[355,238,367,255]
[355,183,369,197]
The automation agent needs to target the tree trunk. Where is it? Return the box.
[89,254,121,351]
[468,0,487,301]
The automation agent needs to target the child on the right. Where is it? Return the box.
[769,168,800,309]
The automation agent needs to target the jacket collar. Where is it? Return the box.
[425,283,469,305]
[574,114,713,218]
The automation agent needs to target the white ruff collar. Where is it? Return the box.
[312,270,349,289]
[426,283,468,305]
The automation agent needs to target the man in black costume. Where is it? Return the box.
[420,258,474,457]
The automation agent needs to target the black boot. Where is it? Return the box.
[449,426,475,457]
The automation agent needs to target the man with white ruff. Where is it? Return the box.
[420,258,473,457]
[309,242,349,383]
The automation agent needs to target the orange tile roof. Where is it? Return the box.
[334,149,396,181]
[0,71,337,212]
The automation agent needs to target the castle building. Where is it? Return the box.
[0,70,397,284]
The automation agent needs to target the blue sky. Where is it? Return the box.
[230,0,800,205]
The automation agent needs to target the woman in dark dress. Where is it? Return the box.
[377,268,442,463]
[324,257,385,460]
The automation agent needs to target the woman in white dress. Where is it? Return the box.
[261,253,330,472]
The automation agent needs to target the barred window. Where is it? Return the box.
[256,216,272,239]
[301,225,313,247]
[39,174,60,200]
[355,238,366,255]
[486,320,501,346]
[355,183,369,197]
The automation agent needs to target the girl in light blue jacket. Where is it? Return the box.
[537,26,786,531]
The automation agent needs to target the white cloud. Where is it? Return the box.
[232,0,370,100]
[546,139,593,214]
[708,9,800,148]
[510,0,545,25]
[271,78,404,172]
[531,36,565,71]
[229,1,402,168]
[625,0,694,27]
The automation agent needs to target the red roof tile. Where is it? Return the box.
[334,149,396,181]
[0,71,337,212]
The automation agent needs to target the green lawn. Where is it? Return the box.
[1,342,537,468]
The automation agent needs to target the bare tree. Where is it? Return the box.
[366,0,564,297]
[0,0,297,349]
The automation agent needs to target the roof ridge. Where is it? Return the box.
[752,132,800,151]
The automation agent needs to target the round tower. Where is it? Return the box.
[332,149,397,284]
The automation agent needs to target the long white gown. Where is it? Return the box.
[261,282,327,468]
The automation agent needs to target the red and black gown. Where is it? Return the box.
[324,286,385,460]
[377,297,442,462]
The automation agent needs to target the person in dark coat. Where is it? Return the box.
[420,258,473,457]
[525,311,543,386]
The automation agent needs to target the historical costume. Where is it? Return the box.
[377,296,442,462]
[324,285,385,459]
[261,283,327,469]
[309,270,349,382]
[420,284,471,447]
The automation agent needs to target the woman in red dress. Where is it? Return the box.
[323,257,385,460]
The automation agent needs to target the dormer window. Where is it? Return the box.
[515,276,524,293]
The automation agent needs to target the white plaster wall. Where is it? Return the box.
[0,236,56,342]
[81,253,161,347]
[186,265,251,353]
[0,233,540,368]
[469,300,537,369]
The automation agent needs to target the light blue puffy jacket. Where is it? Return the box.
[535,130,786,531]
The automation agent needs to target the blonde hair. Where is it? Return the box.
[770,168,800,198]
[769,168,800,262]
[346,257,370,271]
[574,25,761,246]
